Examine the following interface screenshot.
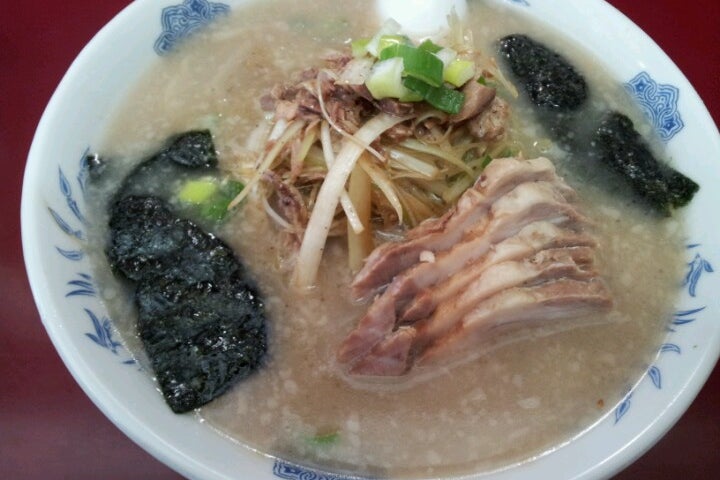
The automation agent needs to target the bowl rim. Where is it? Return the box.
[21,1,720,479]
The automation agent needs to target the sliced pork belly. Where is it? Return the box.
[412,246,597,351]
[351,156,568,300]
[337,180,586,364]
[400,222,597,323]
[417,279,613,367]
[349,327,416,376]
[337,292,397,364]
[338,156,613,377]
[350,248,599,377]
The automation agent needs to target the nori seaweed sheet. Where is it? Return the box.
[104,131,267,413]
[498,34,588,111]
[117,130,218,202]
[592,112,699,215]
[496,34,698,213]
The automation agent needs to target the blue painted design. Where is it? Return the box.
[77,147,91,195]
[83,308,125,356]
[625,71,683,141]
[648,366,662,389]
[59,167,87,225]
[49,148,135,366]
[684,253,714,297]
[614,393,632,424]
[673,306,705,326]
[154,0,230,55]
[273,460,360,480]
[660,343,681,354]
[507,0,530,5]
[66,273,97,298]
[615,243,710,424]
[48,207,84,240]
[56,247,84,261]
[50,162,89,244]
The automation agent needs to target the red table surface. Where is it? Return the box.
[1,1,718,479]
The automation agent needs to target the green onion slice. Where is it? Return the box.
[351,38,370,58]
[379,44,444,87]
[418,39,443,54]
[402,77,465,115]
[444,59,475,87]
[377,34,411,53]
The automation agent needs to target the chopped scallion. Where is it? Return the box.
[402,77,465,115]
[178,177,243,222]
[418,38,443,54]
[444,59,476,87]
[308,432,340,446]
[365,18,401,57]
[434,47,458,68]
[377,34,411,53]
[202,180,244,221]
[366,57,420,101]
[351,38,370,58]
[178,178,218,204]
[379,43,444,87]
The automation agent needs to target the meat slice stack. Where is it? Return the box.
[337,157,612,376]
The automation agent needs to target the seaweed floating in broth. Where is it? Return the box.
[496,34,698,214]
[116,130,217,202]
[104,132,267,413]
[591,112,699,214]
[497,34,588,111]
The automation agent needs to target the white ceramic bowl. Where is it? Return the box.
[21,1,720,479]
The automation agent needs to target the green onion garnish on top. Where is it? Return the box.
[379,43,444,87]
[177,177,244,222]
[402,77,465,115]
[357,22,478,114]
[418,38,443,54]
[377,34,411,53]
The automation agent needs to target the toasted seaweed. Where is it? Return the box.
[155,130,218,168]
[108,195,267,413]
[498,34,588,111]
[104,130,267,413]
[117,130,217,202]
[496,34,698,213]
[591,112,699,214]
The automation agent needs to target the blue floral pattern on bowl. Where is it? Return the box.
[625,71,684,141]
[273,460,363,480]
[49,0,238,362]
[50,150,135,366]
[154,0,231,55]
[613,244,713,424]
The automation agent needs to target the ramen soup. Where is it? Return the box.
[86,0,690,477]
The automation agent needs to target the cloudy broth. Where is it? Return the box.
[90,0,685,477]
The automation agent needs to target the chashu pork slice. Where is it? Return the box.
[412,246,597,351]
[351,157,571,300]
[399,221,597,323]
[349,327,417,376]
[417,279,613,367]
[349,247,597,376]
[337,180,587,365]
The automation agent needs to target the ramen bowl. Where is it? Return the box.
[21,0,720,479]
